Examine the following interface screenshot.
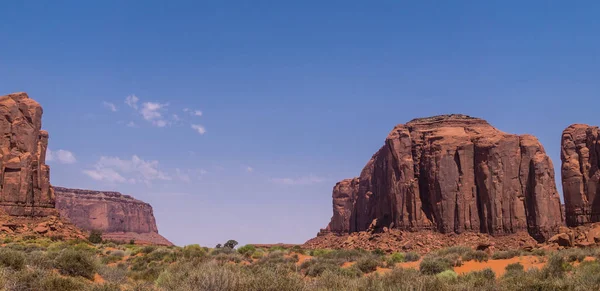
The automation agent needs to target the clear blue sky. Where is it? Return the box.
[1,1,599,247]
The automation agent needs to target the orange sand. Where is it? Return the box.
[397,260,422,269]
[341,261,356,268]
[454,256,545,277]
[295,254,312,265]
[94,273,105,283]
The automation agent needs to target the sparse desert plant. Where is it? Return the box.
[53,249,97,279]
[237,244,256,257]
[462,250,489,262]
[492,250,521,260]
[224,239,239,249]
[356,255,382,273]
[156,261,247,291]
[436,269,458,281]
[404,252,421,262]
[419,256,452,275]
[504,262,524,277]
[182,244,207,260]
[371,248,385,256]
[0,248,25,270]
[88,230,103,244]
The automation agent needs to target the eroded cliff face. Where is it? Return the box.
[54,187,172,245]
[562,124,600,227]
[323,115,563,241]
[0,92,55,216]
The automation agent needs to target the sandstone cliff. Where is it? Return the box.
[54,187,172,246]
[562,124,600,227]
[323,114,563,241]
[0,92,55,216]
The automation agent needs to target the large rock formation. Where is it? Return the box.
[0,92,55,216]
[322,115,563,241]
[561,124,600,226]
[54,187,172,246]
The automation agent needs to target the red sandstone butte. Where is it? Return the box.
[54,187,172,246]
[322,114,563,242]
[561,124,600,227]
[0,92,56,216]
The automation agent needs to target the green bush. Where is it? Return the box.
[27,250,53,269]
[504,262,524,277]
[405,252,421,262]
[309,249,331,257]
[436,246,472,257]
[182,244,207,260]
[419,256,452,275]
[462,250,489,262]
[237,244,256,257]
[371,248,385,256]
[88,230,103,244]
[436,269,458,281]
[251,250,265,259]
[54,249,97,279]
[542,254,570,278]
[356,256,381,273]
[492,250,521,260]
[0,248,25,270]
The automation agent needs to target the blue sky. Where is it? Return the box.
[1,1,599,246]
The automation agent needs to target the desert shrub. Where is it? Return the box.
[26,250,53,269]
[542,254,570,278]
[560,248,588,263]
[309,249,331,257]
[405,252,421,262]
[436,269,458,281]
[98,265,128,284]
[320,249,368,263]
[462,250,489,262]
[140,245,157,254]
[251,250,265,259]
[505,262,524,274]
[213,252,244,264]
[101,252,124,264]
[572,260,600,289]
[211,246,236,255]
[8,268,87,291]
[356,256,382,273]
[291,245,305,255]
[371,248,385,256]
[530,248,546,257]
[254,251,296,270]
[53,249,97,279]
[156,261,247,291]
[419,256,452,275]
[237,244,256,257]
[0,248,25,270]
[88,230,103,244]
[492,250,521,260]
[182,244,207,260]
[244,265,307,291]
[388,252,405,263]
[436,246,472,256]
[269,245,287,252]
[89,283,122,291]
[302,259,341,277]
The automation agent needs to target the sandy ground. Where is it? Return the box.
[454,256,545,277]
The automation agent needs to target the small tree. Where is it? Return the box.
[224,240,238,249]
[88,230,103,244]
[215,244,222,249]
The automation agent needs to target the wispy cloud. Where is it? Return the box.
[126,121,138,128]
[246,166,254,173]
[184,108,203,117]
[270,175,325,185]
[191,124,206,135]
[46,149,77,164]
[140,102,170,127]
[125,95,139,109]
[103,102,117,112]
[193,110,203,117]
[83,155,171,184]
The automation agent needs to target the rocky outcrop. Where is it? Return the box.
[322,114,563,242]
[561,124,600,226]
[54,187,172,245]
[0,92,56,216]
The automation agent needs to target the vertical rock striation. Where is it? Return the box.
[0,92,56,216]
[561,124,600,226]
[323,115,563,241]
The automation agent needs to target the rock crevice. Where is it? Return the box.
[323,115,563,241]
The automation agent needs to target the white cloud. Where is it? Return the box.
[175,168,191,182]
[46,149,77,164]
[140,102,170,127]
[193,110,203,117]
[246,166,254,173]
[103,102,117,112]
[200,169,208,175]
[126,121,137,128]
[83,155,171,184]
[125,95,139,109]
[270,175,325,185]
[191,124,206,135]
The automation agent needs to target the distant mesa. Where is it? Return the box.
[561,124,600,227]
[55,187,172,246]
[319,114,563,242]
